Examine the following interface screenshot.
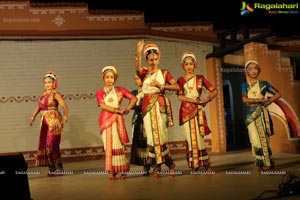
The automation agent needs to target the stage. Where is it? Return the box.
[26,149,300,200]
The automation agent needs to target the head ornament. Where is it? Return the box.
[143,43,160,58]
[245,60,258,68]
[180,51,198,68]
[44,71,58,89]
[101,66,118,80]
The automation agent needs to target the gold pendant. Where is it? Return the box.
[108,97,113,102]
[188,87,193,93]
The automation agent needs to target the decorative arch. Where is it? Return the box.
[269,98,300,138]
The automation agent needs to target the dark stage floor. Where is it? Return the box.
[26,149,300,200]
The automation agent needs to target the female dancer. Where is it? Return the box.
[177,52,217,172]
[29,71,68,176]
[135,40,180,178]
[96,66,137,180]
[129,74,150,175]
[241,60,281,172]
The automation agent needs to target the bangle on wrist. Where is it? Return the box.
[160,85,164,91]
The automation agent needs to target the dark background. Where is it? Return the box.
[29,0,299,36]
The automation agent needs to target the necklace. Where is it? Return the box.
[247,80,259,97]
[104,86,114,102]
[149,70,158,82]
[186,76,195,93]
[248,78,258,86]
[251,91,257,97]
